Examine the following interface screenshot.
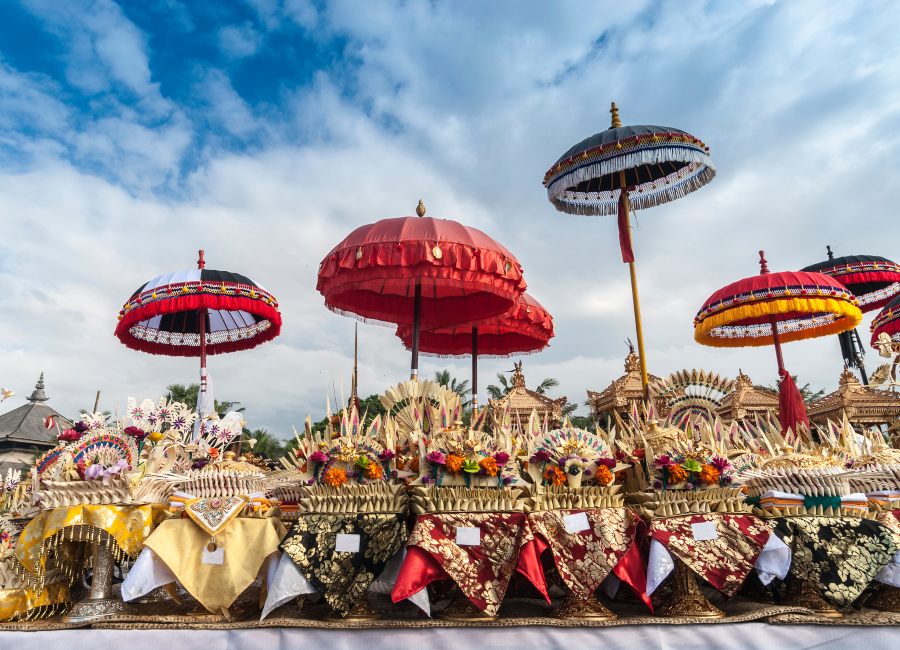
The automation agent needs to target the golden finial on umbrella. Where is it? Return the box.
[610,102,622,129]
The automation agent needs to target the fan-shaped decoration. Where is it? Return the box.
[379,379,462,437]
[68,431,138,468]
[34,447,72,480]
[650,370,735,422]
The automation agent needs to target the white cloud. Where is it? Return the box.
[217,22,263,60]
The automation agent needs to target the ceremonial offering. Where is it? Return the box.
[264,405,409,620]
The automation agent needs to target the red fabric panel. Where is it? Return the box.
[390,546,448,604]
[778,370,810,434]
[617,191,635,263]
[514,536,551,604]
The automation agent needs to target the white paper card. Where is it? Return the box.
[202,546,225,565]
[563,512,591,534]
[691,521,718,541]
[335,533,361,553]
[456,526,481,546]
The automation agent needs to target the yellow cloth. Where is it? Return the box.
[15,504,166,579]
[144,517,286,613]
[0,583,69,621]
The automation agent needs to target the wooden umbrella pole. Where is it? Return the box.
[410,280,422,381]
[471,327,479,420]
[618,172,650,398]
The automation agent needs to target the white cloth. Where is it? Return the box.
[372,547,432,617]
[121,548,177,602]
[876,549,900,588]
[4,623,895,650]
[645,539,674,596]
[260,552,318,619]
[753,533,791,586]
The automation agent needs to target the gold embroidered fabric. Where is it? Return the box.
[143,517,286,613]
[15,504,165,585]
[650,513,773,597]
[527,508,634,599]
[280,513,407,616]
[407,512,527,617]
[0,583,69,621]
[775,515,899,607]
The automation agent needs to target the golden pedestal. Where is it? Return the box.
[656,558,724,619]
[554,591,617,621]
[783,575,842,618]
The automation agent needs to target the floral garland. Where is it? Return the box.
[529,449,617,487]
[422,449,515,487]
[300,444,395,488]
[652,453,734,490]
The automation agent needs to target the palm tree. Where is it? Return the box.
[434,370,471,408]
[241,428,285,459]
[486,370,561,400]
[165,383,242,416]
[761,375,826,406]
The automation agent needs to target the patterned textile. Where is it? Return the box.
[650,513,772,597]
[280,513,407,616]
[525,508,638,599]
[400,512,527,616]
[775,516,899,607]
[15,504,165,586]
[144,516,286,613]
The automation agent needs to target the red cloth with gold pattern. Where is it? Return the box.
[516,508,648,606]
[391,512,527,616]
[650,513,772,597]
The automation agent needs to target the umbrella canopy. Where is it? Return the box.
[694,251,862,434]
[801,248,900,312]
[694,270,862,348]
[871,295,900,346]
[395,293,553,357]
[115,264,282,357]
[543,111,715,218]
[317,210,525,329]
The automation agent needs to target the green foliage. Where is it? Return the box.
[760,375,826,405]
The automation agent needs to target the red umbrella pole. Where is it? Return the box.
[198,250,208,395]
[410,280,421,380]
[471,327,479,419]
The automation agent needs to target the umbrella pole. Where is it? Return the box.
[471,327,479,420]
[410,281,422,381]
[197,250,208,402]
[618,177,650,399]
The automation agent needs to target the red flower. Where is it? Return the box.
[58,428,82,443]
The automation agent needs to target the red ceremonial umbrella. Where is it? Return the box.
[115,250,282,418]
[801,247,900,384]
[694,251,862,434]
[395,293,554,415]
[317,201,526,379]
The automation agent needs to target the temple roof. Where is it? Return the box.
[489,362,568,420]
[716,370,779,418]
[0,374,73,447]
[808,367,900,423]
[587,351,661,413]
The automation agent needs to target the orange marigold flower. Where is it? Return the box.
[323,467,347,488]
[543,466,566,486]
[667,464,687,484]
[594,465,614,486]
[365,462,384,480]
[699,464,720,486]
[446,454,464,474]
[479,456,498,477]
[208,448,219,459]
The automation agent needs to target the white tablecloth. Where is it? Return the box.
[2,624,897,650]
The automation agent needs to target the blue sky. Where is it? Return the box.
[1,0,899,436]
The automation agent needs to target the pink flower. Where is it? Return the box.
[308,451,329,464]
[653,454,674,469]
[493,451,510,465]
[58,428,82,443]
[597,457,616,470]
[378,449,396,462]
[123,426,148,440]
[711,456,732,473]
[426,451,446,465]
[530,449,551,463]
